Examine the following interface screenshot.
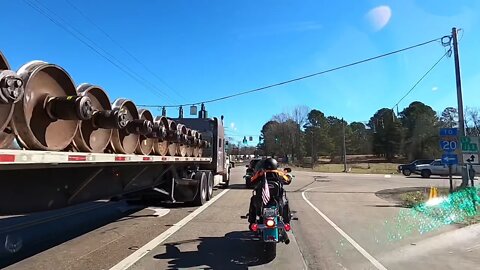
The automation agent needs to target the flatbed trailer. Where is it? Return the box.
[0,149,226,215]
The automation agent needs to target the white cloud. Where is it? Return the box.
[366,6,392,31]
[432,86,438,91]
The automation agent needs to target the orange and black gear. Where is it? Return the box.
[250,169,291,184]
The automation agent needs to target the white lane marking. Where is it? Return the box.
[301,187,388,270]
[110,189,230,270]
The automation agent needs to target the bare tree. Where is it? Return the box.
[290,105,310,127]
[466,107,480,136]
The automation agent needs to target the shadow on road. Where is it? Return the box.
[366,204,403,208]
[153,231,274,269]
[227,184,251,190]
[0,201,145,268]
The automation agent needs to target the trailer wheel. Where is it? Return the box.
[193,171,207,206]
[206,171,214,200]
[223,168,230,188]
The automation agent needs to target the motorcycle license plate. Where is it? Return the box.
[263,228,279,242]
[263,207,277,217]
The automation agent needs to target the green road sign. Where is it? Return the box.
[460,136,479,153]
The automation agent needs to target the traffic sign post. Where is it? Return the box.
[439,128,459,193]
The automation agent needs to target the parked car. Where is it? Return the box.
[397,159,434,176]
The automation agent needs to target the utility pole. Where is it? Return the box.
[452,27,465,137]
[342,118,347,172]
[311,129,314,169]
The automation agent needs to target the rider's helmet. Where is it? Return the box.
[262,158,278,170]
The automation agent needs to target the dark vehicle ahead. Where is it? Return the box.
[245,158,262,188]
[397,159,434,176]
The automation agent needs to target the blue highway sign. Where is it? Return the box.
[441,154,458,165]
[440,140,458,152]
[440,128,458,136]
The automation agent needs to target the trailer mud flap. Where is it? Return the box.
[173,178,199,202]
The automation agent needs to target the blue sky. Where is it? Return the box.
[2,0,480,146]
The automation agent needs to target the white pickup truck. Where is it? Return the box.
[414,159,480,178]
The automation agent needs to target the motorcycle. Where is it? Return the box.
[244,168,255,188]
[246,169,293,258]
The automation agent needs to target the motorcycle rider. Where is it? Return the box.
[248,157,292,230]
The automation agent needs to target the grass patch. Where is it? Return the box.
[310,163,399,174]
[400,191,427,207]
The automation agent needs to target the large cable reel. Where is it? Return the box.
[11,61,93,150]
[135,109,155,155]
[152,116,169,156]
[0,52,24,148]
[73,84,125,153]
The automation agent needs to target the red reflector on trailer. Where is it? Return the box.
[284,223,291,231]
[68,155,86,161]
[143,157,152,161]
[175,158,179,161]
[0,154,15,162]
[115,156,126,161]
[250,223,258,232]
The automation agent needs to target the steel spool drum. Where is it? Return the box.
[11,61,93,150]
[166,119,178,156]
[110,98,140,154]
[152,116,169,156]
[194,132,202,157]
[0,52,24,148]
[135,109,154,155]
[176,123,188,157]
[185,129,194,157]
[73,84,113,153]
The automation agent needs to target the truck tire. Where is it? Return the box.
[402,169,412,176]
[193,171,207,206]
[421,169,431,178]
[205,171,214,201]
[223,168,230,188]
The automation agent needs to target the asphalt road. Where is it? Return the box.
[3,167,480,269]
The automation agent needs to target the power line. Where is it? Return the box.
[366,49,451,126]
[63,0,187,102]
[24,0,178,103]
[391,50,450,110]
[139,35,449,108]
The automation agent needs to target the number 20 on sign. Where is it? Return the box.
[441,140,457,152]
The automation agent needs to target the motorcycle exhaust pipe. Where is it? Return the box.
[283,230,290,245]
